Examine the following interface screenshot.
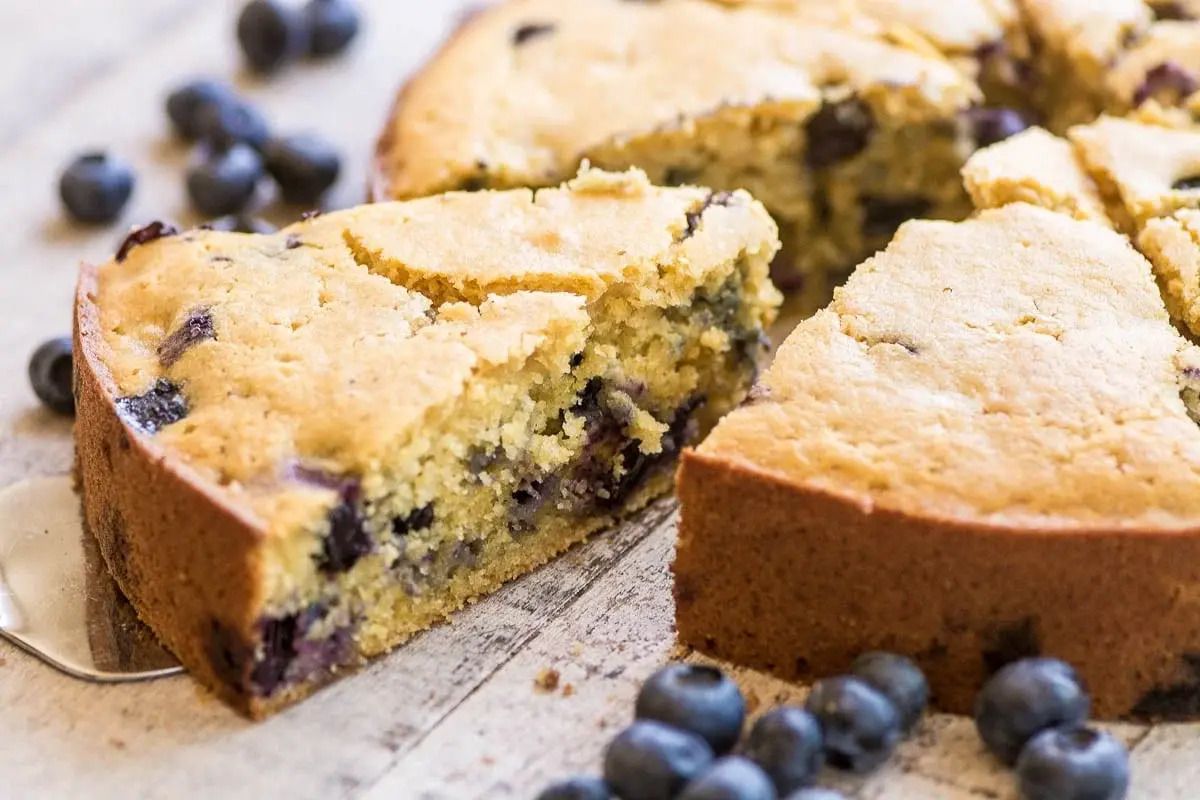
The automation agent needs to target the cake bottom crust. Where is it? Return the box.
[674,452,1200,721]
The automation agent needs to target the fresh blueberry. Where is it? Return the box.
[783,790,847,800]
[975,658,1090,765]
[206,213,276,234]
[305,0,361,57]
[603,720,714,800]
[678,756,776,800]
[195,98,271,151]
[186,143,264,217]
[59,152,135,224]
[263,134,341,205]
[851,652,929,731]
[535,775,612,800]
[742,707,824,794]
[28,337,74,415]
[805,676,902,774]
[635,664,746,754]
[237,0,308,74]
[965,106,1032,148]
[166,79,236,141]
[1016,727,1130,800]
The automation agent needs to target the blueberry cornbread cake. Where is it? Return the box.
[674,201,1200,720]
[373,0,1017,306]
[74,169,780,716]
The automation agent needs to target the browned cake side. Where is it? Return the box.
[75,264,285,718]
[674,453,1200,720]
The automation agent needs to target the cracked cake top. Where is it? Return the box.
[695,202,1200,528]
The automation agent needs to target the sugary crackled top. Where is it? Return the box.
[961,126,1110,223]
[696,203,1200,529]
[714,0,1019,52]
[1070,115,1200,227]
[376,0,976,199]
[1018,0,1151,65]
[88,170,778,529]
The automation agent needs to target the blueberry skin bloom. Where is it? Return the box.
[59,152,135,224]
[975,658,1091,765]
[263,134,342,205]
[603,720,715,800]
[635,664,746,754]
[678,756,776,800]
[742,706,825,794]
[237,0,308,74]
[28,337,75,415]
[535,775,612,800]
[783,790,848,800]
[1016,727,1130,800]
[851,651,929,731]
[305,0,361,57]
[166,79,236,140]
[805,676,902,774]
[186,144,264,217]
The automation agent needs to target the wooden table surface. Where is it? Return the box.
[0,2,1197,798]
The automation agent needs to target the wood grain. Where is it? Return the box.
[0,2,1198,798]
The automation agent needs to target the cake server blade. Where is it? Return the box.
[0,475,182,682]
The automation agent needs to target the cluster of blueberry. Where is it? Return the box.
[40,1,362,417]
[535,655,1129,800]
[60,1,358,228]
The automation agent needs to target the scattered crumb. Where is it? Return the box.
[569,641,584,657]
[744,687,762,714]
[534,668,560,692]
[0,655,7,667]
[562,683,575,698]
[481,755,495,766]
[109,738,127,750]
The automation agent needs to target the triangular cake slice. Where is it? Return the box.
[675,201,1200,719]
[75,169,780,717]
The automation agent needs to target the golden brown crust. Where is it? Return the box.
[674,450,1200,720]
[75,263,275,717]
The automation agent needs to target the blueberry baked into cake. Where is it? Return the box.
[674,133,1200,720]
[373,0,1200,310]
[74,169,780,716]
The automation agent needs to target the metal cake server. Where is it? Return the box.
[0,475,181,682]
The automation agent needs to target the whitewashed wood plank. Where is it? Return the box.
[0,0,205,148]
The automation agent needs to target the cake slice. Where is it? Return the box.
[74,169,780,716]
[372,0,1016,308]
[674,201,1200,719]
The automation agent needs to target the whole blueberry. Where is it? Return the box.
[851,652,929,731]
[783,790,847,800]
[263,134,341,205]
[603,720,715,800]
[195,98,271,151]
[635,664,746,754]
[805,676,902,774]
[305,0,361,57]
[742,707,824,794]
[678,756,775,800]
[186,143,264,217]
[206,214,276,234]
[965,106,1032,148]
[166,79,236,140]
[535,775,612,800]
[28,337,74,415]
[59,152,135,224]
[1016,727,1130,800]
[237,0,308,74]
[975,658,1090,765]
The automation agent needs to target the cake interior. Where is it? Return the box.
[252,251,776,703]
